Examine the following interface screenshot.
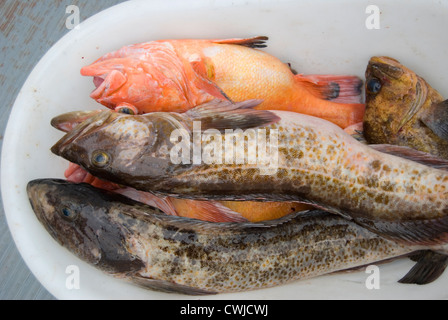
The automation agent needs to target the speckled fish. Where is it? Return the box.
[363,56,448,159]
[50,99,448,245]
[80,36,365,129]
[52,116,312,223]
[27,178,442,295]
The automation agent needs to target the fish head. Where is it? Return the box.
[51,110,184,188]
[364,56,428,140]
[27,178,145,273]
[81,57,169,113]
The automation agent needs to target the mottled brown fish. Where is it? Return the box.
[363,56,448,159]
[28,178,438,295]
[50,99,448,245]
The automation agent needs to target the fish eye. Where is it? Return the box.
[91,150,110,168]
[116,103,138,115]
[366,78,382,94]
[117,106,135,115]
[60,207,77,221]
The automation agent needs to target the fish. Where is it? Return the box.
[363,56,448,159]
[27,178,443,295]
[50,99,448,246]
[52,104,311,223]
[80,36,365,129]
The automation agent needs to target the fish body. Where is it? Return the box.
[51,100,448,245]
[363,56,448,159]
[27,178,424,295]
[81,37,364,128]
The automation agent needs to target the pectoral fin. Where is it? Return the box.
[399,250,448,285]
[420,99,448,142]
[189,58,232,102]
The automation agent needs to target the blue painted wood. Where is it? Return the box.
[0,0,128,300]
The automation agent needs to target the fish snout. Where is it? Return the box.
[50,110,115,161]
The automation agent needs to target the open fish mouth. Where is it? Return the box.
[89,70,127,100]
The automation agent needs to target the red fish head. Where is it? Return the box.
[81,58,166,113]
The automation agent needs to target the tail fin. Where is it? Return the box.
[295,74,363,104]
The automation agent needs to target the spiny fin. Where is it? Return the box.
[132,274,217,295]
[184,99,280,132]
[420,99,448,142]
[354,215,448,246]
[369,144,448,171]
[295,74,363,103]
[399,250,448,285]
[169,198,248,222]
[212,36,268,48]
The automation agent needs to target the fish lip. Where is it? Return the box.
[51,110,115,157]
[89,70,127,100]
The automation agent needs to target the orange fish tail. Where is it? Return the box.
[287,75,366,129]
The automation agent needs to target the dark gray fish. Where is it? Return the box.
[27,179,438,295]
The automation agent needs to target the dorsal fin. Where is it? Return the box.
[212,36,268,48]
[369,144,448,170]
[184,99,280,132]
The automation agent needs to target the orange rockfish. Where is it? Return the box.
[81,36,364,129]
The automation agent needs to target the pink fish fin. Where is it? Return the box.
[189,58,233,102]
[420,99,448,142]
[114,188,179,216]
[369,144,448,171]
[184,98,280,132]
[171,199,249,222]
[212,36,268,48]
[194,201,249,222]
[295,74,363,103]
